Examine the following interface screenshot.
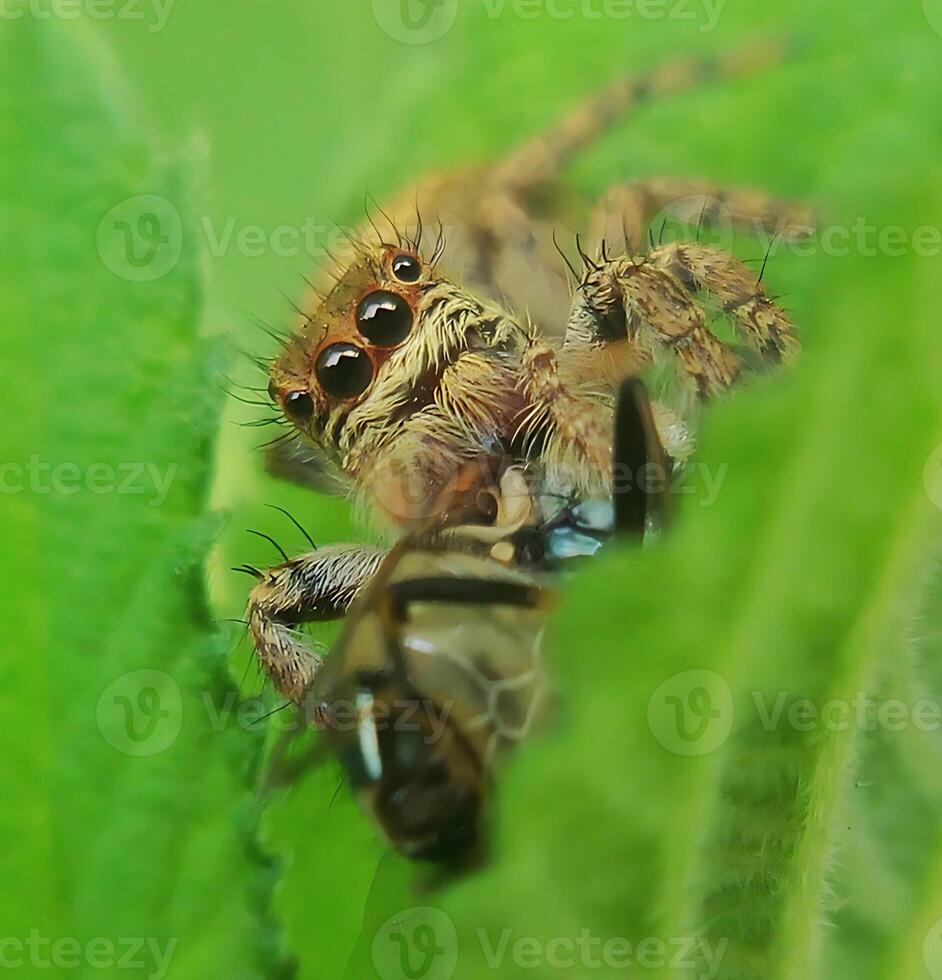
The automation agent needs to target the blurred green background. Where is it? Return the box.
[4,0,942,977]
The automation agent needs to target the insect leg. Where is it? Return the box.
[567,256,741,399]
[648,241,799,364]
[494,40,800,189]
[247,544,386,704]
[517,339,617,489]
[588,177,815,255]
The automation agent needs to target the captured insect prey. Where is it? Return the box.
[310,546,550,865]
[282,380,669,865]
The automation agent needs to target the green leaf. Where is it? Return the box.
[241,7,942,980]
[67,3,942,978]
[0,19,269,979]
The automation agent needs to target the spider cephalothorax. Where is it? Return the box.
[268,235,605,531]
[270,242,525,440]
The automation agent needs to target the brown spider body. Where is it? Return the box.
[269,237,619,533]
[247,41,812,721]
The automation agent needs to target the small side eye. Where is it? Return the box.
[284,391,314,422]
[356,291,413,347]
[391,253,421,283]
[315,343,373,399]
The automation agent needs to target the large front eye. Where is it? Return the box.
[356,291,413,347]
[315,343,373,399]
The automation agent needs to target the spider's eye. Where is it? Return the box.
[391,253,421,283]
[315,343,373,400]
[283,390,314,422]
[356,291,413,347]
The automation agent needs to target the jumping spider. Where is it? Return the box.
[244,41,811,709]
